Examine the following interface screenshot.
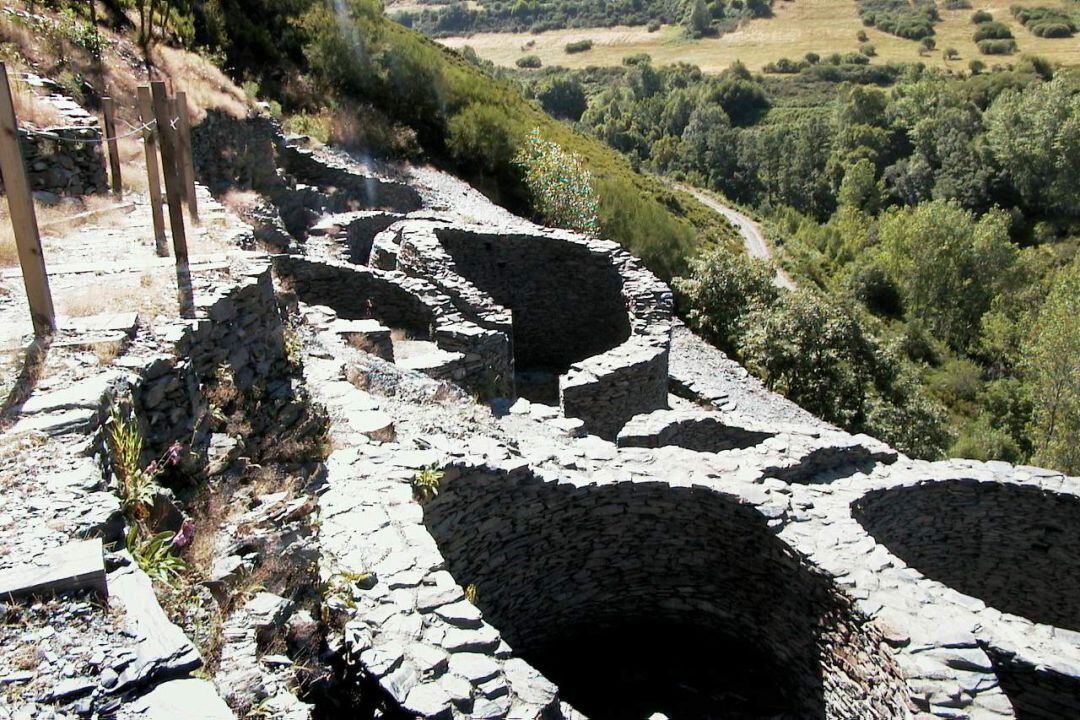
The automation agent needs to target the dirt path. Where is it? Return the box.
[676,183,796,290]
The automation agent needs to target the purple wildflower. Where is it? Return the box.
[172,519,195,549]
[166,442,183,465]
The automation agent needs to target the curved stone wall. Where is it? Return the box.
[394,221,672,438]
[274,255,512,395]
[853,479,1080,632]
[423,469,911,719]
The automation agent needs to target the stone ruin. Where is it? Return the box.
[0,73,108,200]
[2,114,1079,720]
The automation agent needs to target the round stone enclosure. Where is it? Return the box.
[423,469,911,719]
[853,478,1080,632]
[433,227,632,373]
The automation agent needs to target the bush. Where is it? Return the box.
[969,58,986,73]
[1012,5,1076,37]
[857,29,869,41]
[971,9,993,23]
[944,46,959,59]
[515,128,599,234]
[860,42,877,56]
[673,248,779,354]
[516,54,542,68]
[973,20,1013,40]
[804,51,820,64]
[978,38,1017,54]
[943,0,971,7]
[564,39,594,53]
[763,57,803,73]
[647,19,662,31]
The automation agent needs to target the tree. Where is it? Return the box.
[1023,260,1080,473]
[837,158,883,214]
[685,0,711,37]
[536,76,587,121]
[515,128,599,234]
[877,201,1016,351]
[985,76,1080,218]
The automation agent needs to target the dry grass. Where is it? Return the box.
[0,196,136,268]
[10,81,65,129]
[150,45,251,122]
[56,269,175,319]
[438,0,1080,73]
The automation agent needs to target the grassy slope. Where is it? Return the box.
[437,0,1080,73]
[376,19,740,279]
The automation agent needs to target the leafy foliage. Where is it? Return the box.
[515,129,600,234]
[1023,260,1080,473]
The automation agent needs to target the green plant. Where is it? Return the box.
[128,528,188,586]
[564,39,594,54]
[515,128,600,234]
[412,464,444,502]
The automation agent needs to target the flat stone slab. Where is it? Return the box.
[107,557,203,692]
[17,372,116,415]
[127,678,232,720]
[0,538,106,599]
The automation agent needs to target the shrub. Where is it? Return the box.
[978,38,1017,54]
[764,57,803,73]
[943,0,971,7]
[1011,5,1076,36]
[515,128,600,234]
[516,54,542,68]
[623,52,652,65]
[647,19,662,31]
[857,29,869,41]
[944,46,959,59]
[805,51,820,64]
[971,9,993,23]
[564,39,594,53]
[860,42,877,56]
[969,58,986,73]
[673,248,779,354]
[973,20,1013,40]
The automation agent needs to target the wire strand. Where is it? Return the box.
[21,119,168,145]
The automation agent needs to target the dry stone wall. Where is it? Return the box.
[392,221,672,438]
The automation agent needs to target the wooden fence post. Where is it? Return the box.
[150,80,194,318]
[137,85,168,257]
[174,92,198,223]
[100,97,122,195]
[0,62,54,336]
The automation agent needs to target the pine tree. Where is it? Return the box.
[685,0,711,37]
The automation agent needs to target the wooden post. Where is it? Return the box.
[100,97,122,195]
[0,62,55,336]
[174,92,198,223]
[137,86,168,257]
[150,80,193,317]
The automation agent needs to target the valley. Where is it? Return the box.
[431,0,1080,72]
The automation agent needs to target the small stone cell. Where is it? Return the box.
[853,479,1080,632]
[424,469,910,719]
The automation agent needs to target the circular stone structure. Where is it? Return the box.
[853,478,1080,633]
[422,467,911,720]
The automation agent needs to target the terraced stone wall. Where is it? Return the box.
[133,266,320,471]
[1,127,108,198]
